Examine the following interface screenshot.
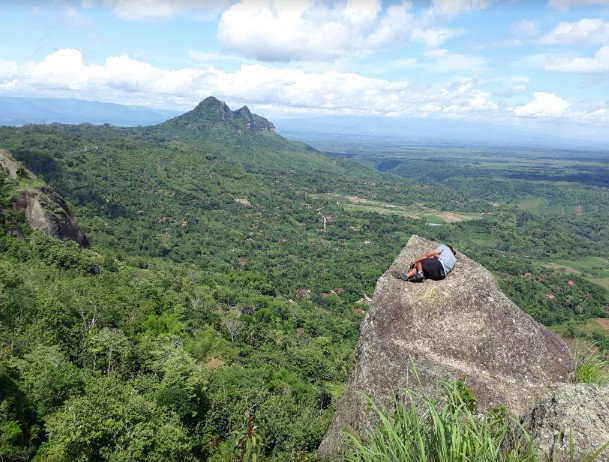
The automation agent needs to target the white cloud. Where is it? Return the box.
[541,18,609,45]
[5,48,609,130]
[81,0,228,22]
[431,0,492,17]
[216,0,461,62]
[514,92,569,118]
[30,49,101,89]
[548,0,609,10]
[0,48,501,119]
[544,46,609,72]
[216,0,408,62]
[0,58,23,81]
[366,2,415,48]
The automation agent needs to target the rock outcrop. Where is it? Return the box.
[234,105,275,132]
[1,148,36,180]
[318,235,574,459]
[521,383,609,462]
[1,149,89,247]
[13,187,89,247]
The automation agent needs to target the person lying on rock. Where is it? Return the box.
[392,244,457,282]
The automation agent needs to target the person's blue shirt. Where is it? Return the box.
[436,245,456,274]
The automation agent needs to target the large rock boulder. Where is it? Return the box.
[13,187,89,247]
[522,383,609,462]
[318,235,574,459]
[1,149,89,247]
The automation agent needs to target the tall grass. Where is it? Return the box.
[346,377,536,462]
[573,343,609,385]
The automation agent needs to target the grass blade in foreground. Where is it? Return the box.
[346,376,536,462]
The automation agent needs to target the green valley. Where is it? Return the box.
[1,99,608,461]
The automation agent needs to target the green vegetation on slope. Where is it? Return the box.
[1,103,609,460]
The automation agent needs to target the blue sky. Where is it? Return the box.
[1,0,609,140]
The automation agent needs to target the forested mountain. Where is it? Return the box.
[1,98,607,461]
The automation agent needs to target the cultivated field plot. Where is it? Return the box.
[543,257,609,290]
[316,193,482,224]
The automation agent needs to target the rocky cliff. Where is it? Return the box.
[318,235,574,459]
[0,149,89,247]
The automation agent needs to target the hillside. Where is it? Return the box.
[0,98,479,297]
[1,98,608,461]
[0,99,470,460]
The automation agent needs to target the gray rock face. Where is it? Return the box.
[522,383,609,462]
[1,150,89,247]
[0,149,36,180]
[318,235,574,459]
[13,187,89,247]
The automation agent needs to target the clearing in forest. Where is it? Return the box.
[543,257,609,290]
[316,193,482,224]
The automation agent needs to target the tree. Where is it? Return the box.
[13,344,83,419]
[38,376,194,462]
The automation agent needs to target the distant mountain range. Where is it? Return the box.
[0,96,180,126]
[1,95,605,150]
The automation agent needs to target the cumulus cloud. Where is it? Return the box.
[0,48,501,119]
[81,0,228,22]
[366,2,415,48]
[0,48,208,104]
[4,48,608,128]
[513,92,569,118]
[217,0,410,62]
[216,0,462,62]
[544,46,609,72]
[541,18,609,45]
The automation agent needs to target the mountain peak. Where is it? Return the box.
[192,96,232,119]
[163,97,275,134]
[235,105,251,117]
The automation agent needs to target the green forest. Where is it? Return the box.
[1,100,608,461]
